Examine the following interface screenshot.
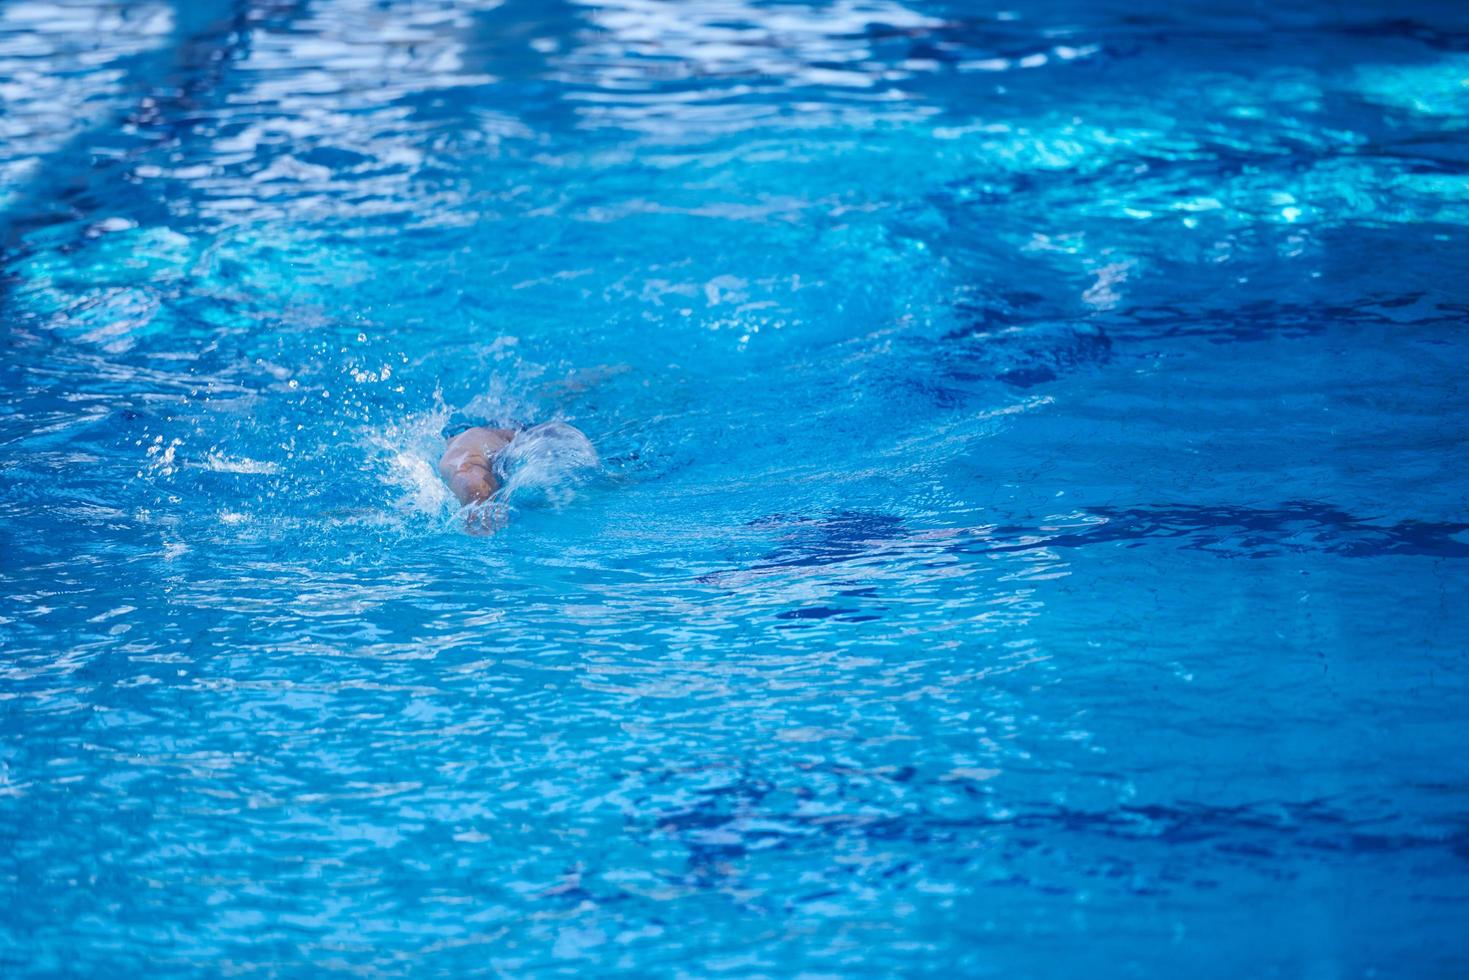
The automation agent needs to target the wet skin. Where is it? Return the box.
[438,426,516,505]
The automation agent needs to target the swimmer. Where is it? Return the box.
[438,426,516,506]
[438,420,598,508]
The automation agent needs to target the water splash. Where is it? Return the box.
[495,420,602,511]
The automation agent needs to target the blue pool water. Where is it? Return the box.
[3,0,1469,974]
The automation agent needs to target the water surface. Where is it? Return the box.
[2,0,1468,975]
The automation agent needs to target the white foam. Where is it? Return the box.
[366,398,456,517]
[197,452,281,475]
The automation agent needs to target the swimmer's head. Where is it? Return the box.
[439,426,517,507]
[448,465,496,505]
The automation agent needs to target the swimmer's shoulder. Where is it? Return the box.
[446,426,517,452]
